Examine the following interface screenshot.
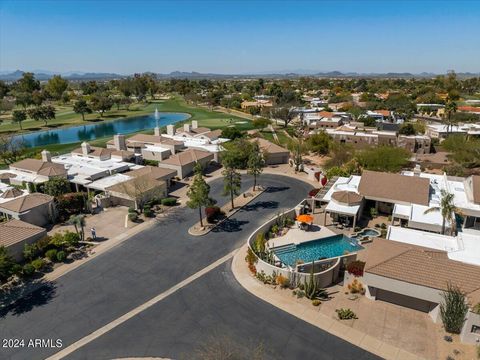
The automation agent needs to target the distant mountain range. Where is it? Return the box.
[0,69,479,81]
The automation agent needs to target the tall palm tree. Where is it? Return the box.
[68,214,86,241]
[424,190,462,235]
[444,97,457,134]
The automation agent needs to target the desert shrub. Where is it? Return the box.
[23,243,39,262]
[63,231,80,246]
[128,207,136,213]
[35,235,52,252]
[56,251,66,262]
[336,308,358,320]
[296,290,305,298]
[346,260,366,277]
[440,284,469,334]
[253,232,266,255]
[22,263,35,276]
[45,249,58,262]
[161,197,177,206]
[369,207,378,218]
[347,279,365,294]
[276,274,290,289]
[472,303,480,315]
[205,206,221,223]
[49,233,68,249]
[143,205,153,218]
[245,248,257,274]
[128,212,138,222]
[312,299,322,306]
[31,259,46,271]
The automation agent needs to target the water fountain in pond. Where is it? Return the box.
[154,107,160,127]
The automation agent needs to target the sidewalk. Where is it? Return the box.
[231,244,425,360]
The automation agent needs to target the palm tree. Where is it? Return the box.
[444,97,457,133]
[68,214,86,241]
[423,190,463,235]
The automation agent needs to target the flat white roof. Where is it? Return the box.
[52,154,133,179]
[87,173,132,191]
[0,169,47,184]
[387,226,459,252]
[393,203,411,218]
[143,144,170,153]
[325,201,360,216]
[449,230,480,266]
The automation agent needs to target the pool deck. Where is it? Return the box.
[267,224,337,249]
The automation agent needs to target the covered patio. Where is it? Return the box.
[324,190,363,230]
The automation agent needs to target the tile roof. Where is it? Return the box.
[373,109,391,117]
[105,175,165,195]
[11,159,66,177]
[0,172,17,180]
[126,166,176,181]
[0,219,46,248]
[358,170,430,206]
[161,149,213,166]
[458,106,480,113]
[72,146,113,158]
[252,138,290,155]
[203,129,222,139]
[127,134,183,146]
[364,239,480,304]
[0,193,53,213]
[0,188,24,199]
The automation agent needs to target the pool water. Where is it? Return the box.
[273,234,363,267]
[350,228,381,239]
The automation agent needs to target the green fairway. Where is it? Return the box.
[0,96,252,134]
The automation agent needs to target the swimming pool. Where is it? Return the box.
[273,234,363,267]
[350,228,381,239]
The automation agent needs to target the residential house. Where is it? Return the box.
[0,150,67,189]
[355,238,480,345]
[0,193,55,227]
[426,123,480,141]
[251,138,290,165]
[0,219,47,261]
[157,149,214,179]
[241,99,273,110]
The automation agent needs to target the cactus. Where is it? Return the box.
[303,261,327,300]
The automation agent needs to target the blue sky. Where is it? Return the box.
[1,0,479,74]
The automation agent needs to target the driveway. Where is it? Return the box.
[0,174,378,360]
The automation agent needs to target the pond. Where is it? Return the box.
[11,112,190,148]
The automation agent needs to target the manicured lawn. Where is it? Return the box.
[0,96,252,134]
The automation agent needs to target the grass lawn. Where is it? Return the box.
[0,96,253,167]
[0,96,251,134]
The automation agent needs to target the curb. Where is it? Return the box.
[231,244,425,360]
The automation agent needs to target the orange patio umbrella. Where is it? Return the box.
[296,214,314,223]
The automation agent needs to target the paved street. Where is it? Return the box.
[0,174,378,360]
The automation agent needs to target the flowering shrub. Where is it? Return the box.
[205,206,222,223]
[308,188,320,197]
[346,260,365,277]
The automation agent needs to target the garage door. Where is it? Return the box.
[376,289,436,313]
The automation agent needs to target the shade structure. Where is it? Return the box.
[296,214,314,223]
[331,191,363,206]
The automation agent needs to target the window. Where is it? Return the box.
[472,325,480,334]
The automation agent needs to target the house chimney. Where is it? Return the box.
[184,123,192,132]
[81,142,91,156]
[191,120,198,129]
[166,125,175,136]
[114,134,126,151]
[154,127,160,136]
[41,150,51,162]
[413,164,421,176]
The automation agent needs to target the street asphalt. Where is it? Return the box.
[0,174,379,360]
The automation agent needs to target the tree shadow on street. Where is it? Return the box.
[263,186,290,193]
[0,280,57,318]
[240,201,279,212]
[212,219,249,233]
